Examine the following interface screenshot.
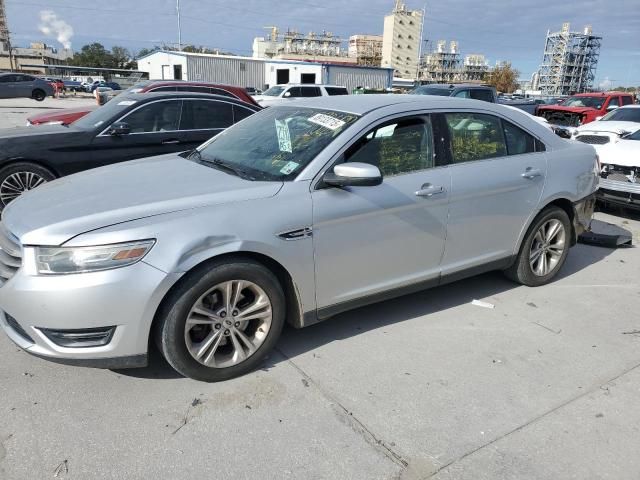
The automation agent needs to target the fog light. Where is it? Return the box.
[39,326,115,348]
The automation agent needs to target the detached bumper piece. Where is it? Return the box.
[39,326,116,348]
[578,231,632,248]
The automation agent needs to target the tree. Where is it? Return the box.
[487,62,520,93]
[110,46,136,69]
[68,43,136,69]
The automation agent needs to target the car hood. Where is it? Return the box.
[0,125,89,156]
[598,140,640,168]
[538,105,595,115]
[2,154,283,246]
[576,121,640,136]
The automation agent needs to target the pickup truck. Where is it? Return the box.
[536,92,635,136]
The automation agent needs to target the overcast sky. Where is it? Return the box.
[8,0,640,86]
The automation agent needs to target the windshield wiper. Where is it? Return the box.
[201,157,257,181]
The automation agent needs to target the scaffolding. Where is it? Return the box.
[348,35,383,67]
[537,23,602,95]
[463,54,489,82]
[0,0,9,52]
[282,29,345,57]
[421,40,462,83]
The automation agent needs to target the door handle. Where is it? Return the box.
[162,139,181,145]
[521,168,543,179]
[415,184,445,197]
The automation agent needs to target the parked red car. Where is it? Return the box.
[27,81,260,126]
[536,92,635,130]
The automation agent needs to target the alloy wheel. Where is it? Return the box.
[0,171,47,206]
[529,219,566,277]
[184,280,273,368]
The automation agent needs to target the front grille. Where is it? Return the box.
[576,135,610,145]
[5,313,34,343]
[0,223,21,286]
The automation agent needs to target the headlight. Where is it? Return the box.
[34,240,155,275]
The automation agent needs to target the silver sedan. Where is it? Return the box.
[0,95,598,381]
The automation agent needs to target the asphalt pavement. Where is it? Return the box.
[1,99,639,480]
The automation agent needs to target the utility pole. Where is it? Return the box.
[176,0,182,51]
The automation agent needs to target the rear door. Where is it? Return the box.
[0,75,18,99]
[438,111,548,276]
[178,98,236,148]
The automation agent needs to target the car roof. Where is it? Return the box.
[143,80,245,89]
[282,94,503,115]
[574,92,632,97]
[418,83,493,89]
[273,84,347,88]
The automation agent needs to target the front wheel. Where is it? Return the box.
[156,259,286,382]
[505,206,572,286]
[0,162,56,210]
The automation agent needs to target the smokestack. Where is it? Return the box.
[38,10,74,50]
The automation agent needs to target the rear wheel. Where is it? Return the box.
[0,162,55,210]
[156,258,285,382]
[32,89,46,101]
[505,206,571,286]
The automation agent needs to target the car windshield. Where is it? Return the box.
[72,98,138,130]
[410,86,452,96]
[563,96,606,109]
[600,108,640,123]
[195,106,359,181]
[262,86,286,97]
[627,130,640,141]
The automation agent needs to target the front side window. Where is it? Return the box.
[601,107,640,122]
[0,75,16,83]
[180,100,233,130]
[287,87,302,98]
[608,97,620,108]
[196,106,359,181]
[453,90,470,99]
[121,100,183,133]
[233,105,255,123]
[563,96,606,109]
[344,116,434,177]
[262,86,286,97]
[445,113,507,163]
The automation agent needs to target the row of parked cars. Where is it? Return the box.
[0,79,599,381]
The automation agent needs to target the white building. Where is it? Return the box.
[381,1,424,79]
[137,50,393,92]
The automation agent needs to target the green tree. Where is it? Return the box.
[487,62,520,93]
[69,42,114,68]
[110,46,136,69]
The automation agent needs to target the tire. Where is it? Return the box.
[505,206,572,287]
[155,258,286,382]
[0,162,56,210]
[32,89,46,101]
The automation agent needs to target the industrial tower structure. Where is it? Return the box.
[537,23,602,95]
[0,0,10,52]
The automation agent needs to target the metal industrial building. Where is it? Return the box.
[137,50,393,92]
[536,23,602,95]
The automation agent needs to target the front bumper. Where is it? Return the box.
[597,178,640,210]
[0,261,181,368]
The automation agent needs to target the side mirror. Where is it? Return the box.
[283,91,292,98]
[109,121,131,136]
[323,162,383,187]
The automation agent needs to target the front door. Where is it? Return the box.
[312,115,451,311]
[438,111,548,275]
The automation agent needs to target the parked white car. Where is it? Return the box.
[253,84,349,107]
[573,105,640,150]
[598,128,640,210]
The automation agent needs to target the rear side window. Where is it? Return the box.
[503,121,536,155]
[0,75,17,83]
[453,89,470,99]
[325,87,348,96]
[470,89,494,103]
[608,97,620,108]
[287,87,302,97]
[180,100,233,130]
[444,113,507,163]
[300,87,322,97]
[621,96,633,106]
[233,105,255,123]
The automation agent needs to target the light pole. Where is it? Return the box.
[176,0,182,51]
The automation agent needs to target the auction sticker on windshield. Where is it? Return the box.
[280,161,299,175]
[308,113,346,131]
[275,119,293,153]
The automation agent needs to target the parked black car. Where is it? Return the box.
[410,83,497,103]
[0,92,260,208]
[0,73,55,101]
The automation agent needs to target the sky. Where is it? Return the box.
[6,0,640,87]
